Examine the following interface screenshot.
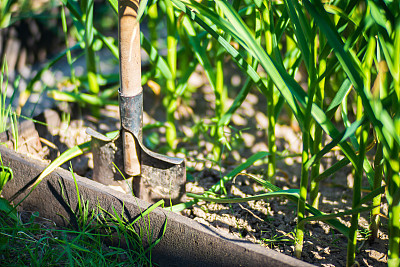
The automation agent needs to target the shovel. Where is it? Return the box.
[89,0,185,203]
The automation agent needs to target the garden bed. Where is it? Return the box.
[0,143,309,267]
[0,111,389,266]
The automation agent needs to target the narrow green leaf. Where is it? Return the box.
[209,151,270,193]
[10,141,91,205]
[21,43,82,108]
[285,0,311,71]
[168,200,196,212]
[140,33,173,80]
[246,173,350,237]
[298,205,375,227]
[315,157,350,183]
[132,200,164,224]
[137,0,149,21]
[107,0,118,14]
[359,186,386,206]
[0,197,18,221]
[188,189,300,203]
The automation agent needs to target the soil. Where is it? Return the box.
[2,64,389,267]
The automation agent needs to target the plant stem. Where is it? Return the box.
[263,4,276,183]
[387,149,400,267]
[387,21,400,267]
[148,3,159,48]
[61,4,77,93]
[165,0,178,149]
[310,32,325,209]
[212,44,225,161]
[346,125,368,266]
[295,25,317,259]
[370,141,383,240]
[84,0,99,95]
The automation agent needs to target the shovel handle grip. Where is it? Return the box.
[119,0,142,97]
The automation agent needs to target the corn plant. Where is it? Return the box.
[169,0,399,265]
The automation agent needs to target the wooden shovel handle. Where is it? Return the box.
[119,0,141,97]
[119,0,142,176]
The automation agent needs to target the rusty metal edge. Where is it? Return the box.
[0,145,314,267]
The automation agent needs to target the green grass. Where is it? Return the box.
[0,163,164,266]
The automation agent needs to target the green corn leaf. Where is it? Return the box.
[0,197,18,221]
[107,0,118,14]
[20,43,83,109]
[187,189,301,204]
[30,142,91,191]
[209,151,270,194]
[47,90,118,106]
[180,0,305,127]
[137,0,149,21]
[359,186,386,206]
[326,78,352,118]
[285,0,311,71]
[96,30,118,59]
[140,33,173,80]
[377,34,395,82]
[10,141,91,204]
[219,78,253,127]
[175,58,198,96]
[305,118,364,170]
[85,0,95,45]
[315,157,350,183]
[168,200,196,212]
[246,173,350,237]
[61,0,82,20]
[324,4,358,27]
[298,205,375,228]
[182,18,217,92]
[368,0,391,34]
[172,0,271,100]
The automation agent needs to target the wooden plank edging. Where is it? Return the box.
[1,146,313,266]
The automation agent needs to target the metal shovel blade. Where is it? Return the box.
[87,127,186,203]
[134,133,186,202]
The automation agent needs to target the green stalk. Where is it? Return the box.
[368,34,382,240]
[309,32,325,209]
[148,3,159,48]
[263,3,277,183]
[61,4,77,93]
[387,152,400,267]
[370,141,383,240]
[388,202,400,267]
[346,125,368,266]
[82,0,99,95]
[165,0,178,149]
[211,3,225,161]
[388,22,400,267]
[212,55,224,161]
[295,25,317,259]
